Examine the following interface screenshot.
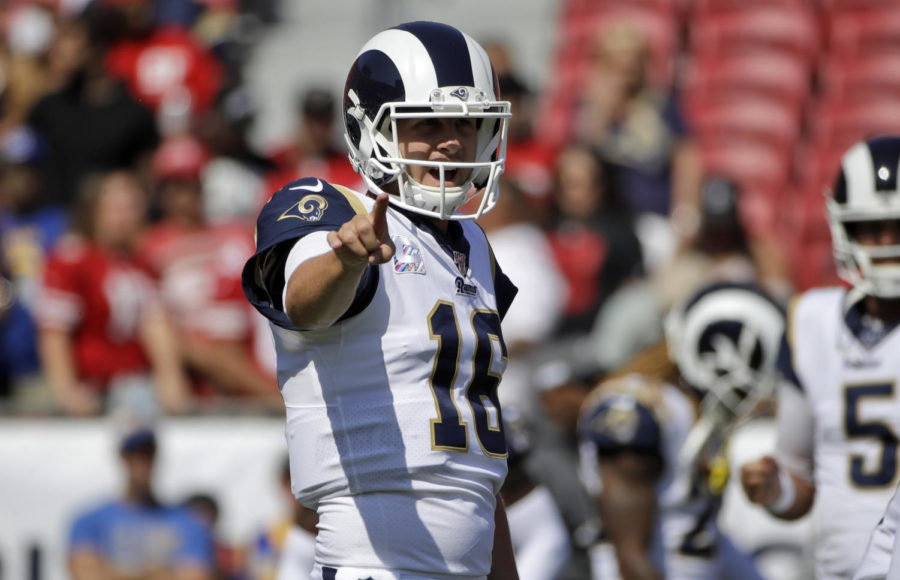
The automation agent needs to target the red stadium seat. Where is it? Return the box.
[682,53,813,118]
[826,8,900,55]
[690,0,815,17]
[794,143,846,204]
[690,6,821,62]
[786,188,842,291]
[821,54,900,104]
[700,142,793,237]
[689,98,803,154]
[820,0,900,14]
[812,99,900,152]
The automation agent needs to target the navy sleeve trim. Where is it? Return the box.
[483,236,517,320]
[777,297,803,392]
[338,265,379,322]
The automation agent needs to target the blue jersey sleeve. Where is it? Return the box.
[484,239,517,321]
[493,261,517,321]
[776,326,803,392]
[68,506,104,553]
[171,509,215,568]
[241,178,373,329]
[581,395,662,458]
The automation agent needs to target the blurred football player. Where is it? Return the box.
[241,21,519,580]
[741,135,900,579]
[580,282,782,579]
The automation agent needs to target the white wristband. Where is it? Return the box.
[766,467,796,515]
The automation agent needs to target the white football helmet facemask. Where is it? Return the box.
[342,21,511,220]
[827,136,900,298]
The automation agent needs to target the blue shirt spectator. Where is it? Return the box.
[69,500,214,574]
[0,127,67,398]
[66,427,214,580]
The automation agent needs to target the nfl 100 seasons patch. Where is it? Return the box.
[391,235,426,274]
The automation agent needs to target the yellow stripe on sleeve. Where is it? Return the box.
[332,184,368,215]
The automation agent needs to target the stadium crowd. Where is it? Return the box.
[4,0,900,578]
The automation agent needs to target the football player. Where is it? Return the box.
[241,22,519,580]
[741,135,900,579]
[579,282,782,579]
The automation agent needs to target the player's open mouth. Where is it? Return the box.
[429,168,457,182]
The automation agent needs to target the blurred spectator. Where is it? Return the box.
[0,3,56,138]
[479,178,566,421]
[574,18,703,256]
[28,9,160,208]
[194,84,273,227]
[653,175,792,309]
[67,423,215,580]
[545,143,644,338]
[498,72,556,204]
[101,0,224,133]
[191,0,249,85]
[500,408,572,580]
[263,86,360,198]
[183,492,246,580]
[482,40,555,204]
[36,169,190,416]
[0,127,67,410]
[652,175,759,310]
[138,134,280,410]
[246,456,317,580]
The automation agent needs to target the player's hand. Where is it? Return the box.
[327,193,395,267]
[740,455,782,506]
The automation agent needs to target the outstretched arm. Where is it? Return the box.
[741,379,816,520]
[284,193,394,329]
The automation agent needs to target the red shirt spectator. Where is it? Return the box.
[39,237,155,388]
[106,25,223,117]
[36,170,190,416]
[139,220,255,344]
[138,134,279,408]
[262,87,360,206]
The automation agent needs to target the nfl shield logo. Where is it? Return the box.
[453,251,468,277]
[391,235,426,274]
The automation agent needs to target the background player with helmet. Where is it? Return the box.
[242,21,519,580]
[741,135,900,579]
[579,282,782,579]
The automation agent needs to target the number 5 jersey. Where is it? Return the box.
[778,286,900,579]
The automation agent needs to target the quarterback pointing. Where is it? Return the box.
[242,22,518,579]
[742,135,900,579]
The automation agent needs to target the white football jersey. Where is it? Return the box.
[783,287,900,579]
[243,179,515,576]
[579,375,758,579]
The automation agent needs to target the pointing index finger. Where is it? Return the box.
[370,193,390,236]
